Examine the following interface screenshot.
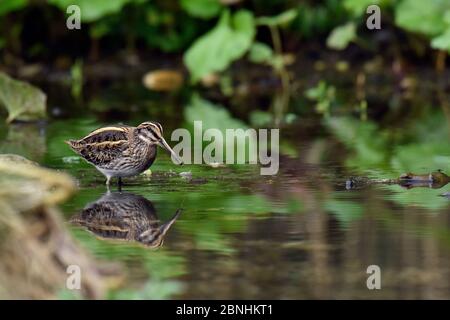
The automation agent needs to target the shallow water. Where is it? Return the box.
[1,84,450,299]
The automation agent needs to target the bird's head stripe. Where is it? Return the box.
[139,122,162,137]
[149,127,160,139]
[153,122,163,134]
[141,123,161,139]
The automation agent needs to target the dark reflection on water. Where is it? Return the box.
[70,192,181,248]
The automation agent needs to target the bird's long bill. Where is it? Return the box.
[159,209,182,236]
[158,137,183,165]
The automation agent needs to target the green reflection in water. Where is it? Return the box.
[1,93,450,299]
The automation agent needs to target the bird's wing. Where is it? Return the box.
[68,126,131,165]
[79,125,131,144]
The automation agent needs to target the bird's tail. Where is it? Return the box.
[65,139,81,150]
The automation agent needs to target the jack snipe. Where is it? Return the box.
[66,121,183,185]
[70,192,181,248]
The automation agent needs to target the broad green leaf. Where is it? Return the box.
[0,72,46,122]
[184,9,255,82]
[184,94,257,162]
[185,94,248,131]
[326,22,356,50]
[431,29,450,52]
[256,8,298,27]
[248,42,273,64]
[180,0,222,19]
[445,11,450,25]
[0,0,28,16]
[48,0,135,22]
[395,0,450,36]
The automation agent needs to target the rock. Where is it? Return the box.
[0,154,116,299]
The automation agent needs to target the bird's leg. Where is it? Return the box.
[106,176,111,186]
[118,177,123,191]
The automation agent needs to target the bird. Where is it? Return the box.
[70,191,181,248]
[66,121,183,186]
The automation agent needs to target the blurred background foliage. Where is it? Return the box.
[1,0,450,79]
[1,0,450,126]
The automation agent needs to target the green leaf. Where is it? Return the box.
[184,94,257,162]
[395,0,450,37]
[445,11,450,25]
[256,8,298,27]
[0,0,28,16]
[431,29,450,52]
[48,0,135,22]
[326,22,357,50]
[185,94,248,132]
[180,0,222,19]
[248,42,273,64]
[0,72,46,122]
[184,9,255,82]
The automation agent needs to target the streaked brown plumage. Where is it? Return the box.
[70,191,181,248]
[66,121,182,186]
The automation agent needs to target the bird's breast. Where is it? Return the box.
[131,142,157,171]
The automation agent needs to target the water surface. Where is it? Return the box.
[1,83,449,299]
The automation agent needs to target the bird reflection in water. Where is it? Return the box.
[71,192,181,248]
